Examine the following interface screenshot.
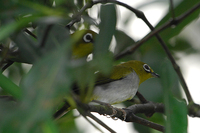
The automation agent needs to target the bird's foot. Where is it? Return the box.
[92,100,117,116]
[92,100,127,121]
[115,108,126,121]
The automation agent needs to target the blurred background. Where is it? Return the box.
[75,1,200,132]
[0,0,200,133]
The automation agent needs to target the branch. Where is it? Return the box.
[114,1,200,104]
[88,102,165,132]
[169,0,175,19]
[1,61,14,72]
[65,0,200,103]
[24,28,37,39]
[39,24,53,48]
[76,98,117,133]
[87,112,116,133]
[53,101,71,120]
[188,103,200,117]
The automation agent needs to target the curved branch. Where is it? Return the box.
[65,0,200,103]
[88,102,165,132]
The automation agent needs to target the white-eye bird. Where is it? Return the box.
[71,30,97,59]
[0,30,97,64]
[91,60,159,104]
[54,60,159,119]
[54,29,159,118]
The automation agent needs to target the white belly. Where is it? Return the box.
[92,71,140,104]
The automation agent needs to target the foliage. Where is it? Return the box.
[0,0,200,133]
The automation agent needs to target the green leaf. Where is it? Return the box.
[143,0,200,55]
[12,31,40,63]
[157,0,200,42]
[169,37,198,54]
[165,94,187,133]
[94,4,117,55]
[162,61,187,133]
[56,111,80,133]
[37,23,70,52]
[114,29,135,55]
[0,73,22,99]
[0,16,39,41]
[0,29,73,132]
[42,119,59,133]
[93,4,117,74]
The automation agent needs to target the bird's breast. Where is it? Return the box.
[92,71,140,104]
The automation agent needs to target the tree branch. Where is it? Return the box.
[24,28,37,39]
[88,102,165,132]
[65,0,200,103]
[113,1,200,104]
[76,98,117,133]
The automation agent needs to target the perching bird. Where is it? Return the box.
[54,60,159,119]
[0,29,97,64]
[91,60,159,104]
[71,30,97,59]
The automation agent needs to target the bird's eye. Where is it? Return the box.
[83,33,93,43]
[143,64,151,73]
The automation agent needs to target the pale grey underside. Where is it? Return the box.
[92,70,140,104]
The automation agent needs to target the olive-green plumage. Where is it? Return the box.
[92,60,159,104]
[71,30,97,59]
[54,30,159,118]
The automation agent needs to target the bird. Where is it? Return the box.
[0,29,97,65]
[54,60,159,119]
[70,29,97,59]
[91,60,159,104]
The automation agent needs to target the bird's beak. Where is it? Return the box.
[151,72,160,78]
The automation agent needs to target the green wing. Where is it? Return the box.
[95,65,134,85]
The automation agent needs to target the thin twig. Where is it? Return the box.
[53,102,71,120]
[87,112,116,133]
[82,114,105,133]
[114,1,200,59]
[169,0,175,19]
[39,24,53,48]
[76,98,116,133]
[66,1,94,29]
[24,29,37,39]
[0,95,16,101]
[113,1,200,103]
[1,61,14,72]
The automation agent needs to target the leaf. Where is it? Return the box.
[12,31,40,63]
[162,61,187,133]
[0,15,39,41]
[143,0,200,54]
[94,4,117,55]
[114,29,135,55]
[56,111,79,133]
[169,37,198,54]
[0,73,22,99]
[42,119,59,133]
[165,94,187,133]
[37,23,70,52]
[0,29,72,133]
[157,0,200,39]
[93,4,117,74]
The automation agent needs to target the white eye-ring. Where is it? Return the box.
[143,64,151,73]
[83,33,93,43]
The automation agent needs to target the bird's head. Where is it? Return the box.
[71,30,97,59]
[122,60,159,85]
